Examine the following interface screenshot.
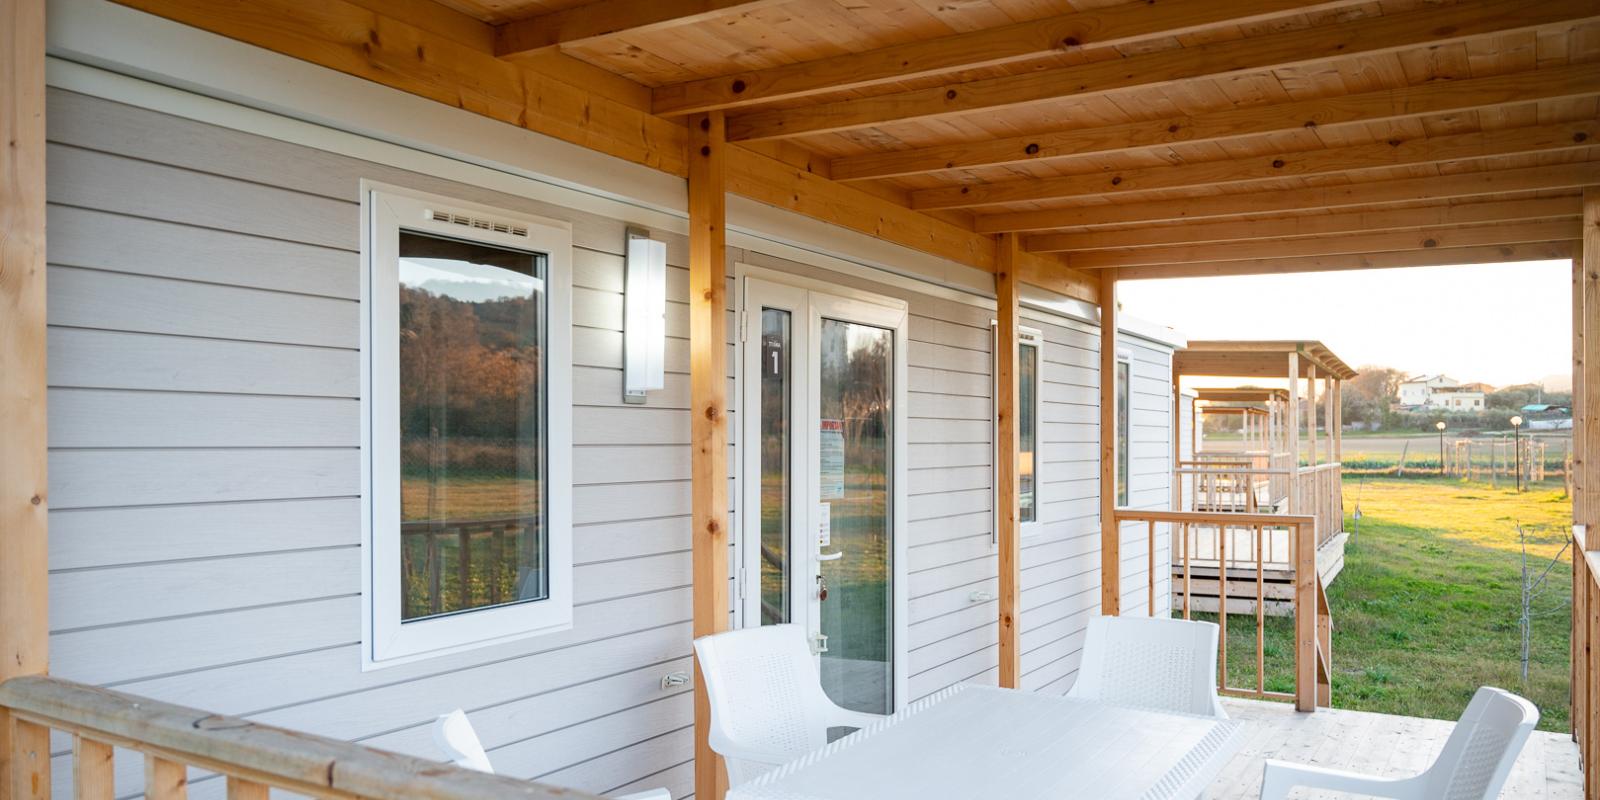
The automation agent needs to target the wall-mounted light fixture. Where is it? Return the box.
[623,228,667,404]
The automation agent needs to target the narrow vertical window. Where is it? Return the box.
[366,184,572,667]
[1116,359,1131,506]
[997,325,1044,535]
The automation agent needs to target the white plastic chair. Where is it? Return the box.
[1259,686,1539,800]
[432,709,671,800]
[693,624,886,787]
[1066,615,1227,719]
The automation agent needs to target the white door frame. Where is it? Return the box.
[736,263,910,712]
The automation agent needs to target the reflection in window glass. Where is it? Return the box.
[759,309,792,625]
[819,318,894,715]
[1116,360,1131,506]
[1018,342,1038,523]
[398,231,547,621]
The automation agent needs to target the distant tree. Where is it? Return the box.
[1341,365,1405,428]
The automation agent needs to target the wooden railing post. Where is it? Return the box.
[996,233,1022,687]
[1294,519,1317,712]
[1,2,50,799]
[1100,270,1120,616]
[688,110,730,800]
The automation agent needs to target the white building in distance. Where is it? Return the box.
[1398,374,1486,410]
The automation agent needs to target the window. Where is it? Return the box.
[1115,359,1131,506]
[995,324,1044,536]
[364,184,572,667]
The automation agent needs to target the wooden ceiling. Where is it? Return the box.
[1177,340,1358,380]
[121,0,1600,290]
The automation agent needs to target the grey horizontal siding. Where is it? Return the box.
[43,88,719,800]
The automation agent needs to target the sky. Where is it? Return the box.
[1118,259,1573,390]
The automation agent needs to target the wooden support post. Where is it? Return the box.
[688,111,730,800]
[1305,365,1317,467]
[1574,236,1589,750]
[1,2,49,799]
[995,234,1022,688]
[1099,270,1120,616]
[1325,380,1336,464]
[1293,519,1317,712]
[1286,353,1300,512]
[1332,380,1342,463]
[1579,190,1600,788]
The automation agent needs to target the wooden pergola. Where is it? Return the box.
[3,0,1600,798]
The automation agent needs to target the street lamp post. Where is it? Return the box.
[1436,420,1447,478]
[1510,415,1524,492]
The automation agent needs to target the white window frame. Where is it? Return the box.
[361,181,574,669]
[992,323,1045,540]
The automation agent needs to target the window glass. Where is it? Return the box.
[1018,341,1038,523]
[1116,360,1131,506]
[759,308,792,625]
[398,231,547,621]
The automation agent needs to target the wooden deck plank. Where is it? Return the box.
[1207,698,1576,798]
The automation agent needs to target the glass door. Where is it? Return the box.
[814,316,894,714]
[740,276,905,715]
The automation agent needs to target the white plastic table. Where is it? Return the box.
[726,685,1244,800]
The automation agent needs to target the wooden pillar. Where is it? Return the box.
[1305,365,1317,467]
[688,111,729,800]
[995,234,1022,688]
[1286,354,1301,513]
[1579,190,1600,792]
[1099,270,1120,616]
[1325,380,1337,464]
[1,2,49,799]
[1324,380,1337,464]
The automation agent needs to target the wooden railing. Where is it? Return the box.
[0,675,602,799]
[1116,509,1331,712]
[1571,525,1597,798]
[1292,463,1343,548]
[1175,464,1287,515]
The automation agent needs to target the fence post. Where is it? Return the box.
[1294,519,1317,712]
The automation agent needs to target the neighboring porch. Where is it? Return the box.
[1169,342,1354,617]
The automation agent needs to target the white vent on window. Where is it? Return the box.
[426,209,530,238]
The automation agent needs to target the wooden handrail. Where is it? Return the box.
[1113,508,1326,712]
[0,675,603,799]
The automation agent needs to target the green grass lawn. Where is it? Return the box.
[1199,477,1573,731]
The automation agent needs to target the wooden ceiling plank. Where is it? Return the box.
[495,0,785,58]
[1116,241,1575,280]
[1058,219,1583,267]
[1025,196,1582,251]
[830,62,1600,181]
[650,0,1355,116]
[913,118,1600,209]
[112,0,1106,300]
[974,161,1600,232]
[724,0,1600,142]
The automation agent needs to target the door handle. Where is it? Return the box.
[817,551,843,561]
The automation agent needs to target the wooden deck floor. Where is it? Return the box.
[1206,698,1582,799]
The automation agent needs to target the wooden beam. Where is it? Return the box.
[1057,220,1584,269]
[1115,241,1574,280]
[913,120,1600,210]
[652,0,1348,116]
[1026,197,1582,252]
[976,162,1600,233]
[1099,270,1120,617]
[110,0,1085,297]
[996,233,1022,689]
[831,63,1600,181]
[724,0,1600,142]
[495,0,778,58]
[688,111,729,800]
[1583,187,1600,552]
[0,1,48,798]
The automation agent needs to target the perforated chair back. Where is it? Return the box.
[1067,615,1226,719]
[1418,686,1539,800]
[694,624,846,786]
